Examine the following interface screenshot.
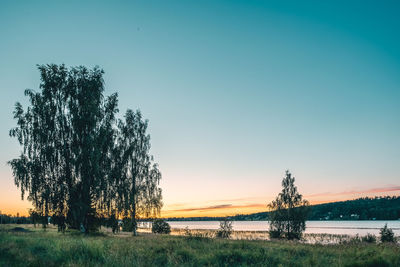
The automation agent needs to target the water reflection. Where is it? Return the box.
[167,221,400,236]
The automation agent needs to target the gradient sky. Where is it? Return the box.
[1,0,399,217]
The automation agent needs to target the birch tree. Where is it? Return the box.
[268,170,309,239]
[9,64,162,234]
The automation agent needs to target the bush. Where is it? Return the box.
[380,224,395,243]
[51,215,66,233]
[362,233,376,243]
[152,219,171,234]
[184,226,192,237]
[216,218,233,238]
[286,232,302,240]
[106,213,120,234]
[121,217,135,232]
[269,230,282,239]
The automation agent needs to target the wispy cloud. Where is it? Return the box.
[167,203,265,213]
[212,196,268,202]
[166,203,188,208]
[306,186,400,198]
[169,204,232,212]
[164,186,400,216]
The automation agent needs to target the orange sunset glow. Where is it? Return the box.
[2,180,399,218]
[160,187,400,218]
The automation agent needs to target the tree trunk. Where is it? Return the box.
[132,204,137,236]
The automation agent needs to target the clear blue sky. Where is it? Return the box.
[0,0,399,216]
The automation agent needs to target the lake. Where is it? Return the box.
[166,221,400,236]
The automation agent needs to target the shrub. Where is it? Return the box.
[269,230,282,239]
[51,215,66,233]
[152,219,171,234]
[184,226,192,237]
[380,224,395,243]
[121,217,135,232]
[216,218,233,238]
[269,228,302,240]
[362,233,376,243]
[106,213,120,234]
[286,231,302,240]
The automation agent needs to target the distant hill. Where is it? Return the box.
[166,196,400,221]
[307,196,400,220]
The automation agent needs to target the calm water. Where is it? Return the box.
[167,221,400,236]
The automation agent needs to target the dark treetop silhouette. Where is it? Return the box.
[268,170,310,240]
[9,64,162,234]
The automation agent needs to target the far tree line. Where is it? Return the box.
[6,195,396,226]
[219,196,400,221]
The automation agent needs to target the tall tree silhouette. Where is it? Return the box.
[268,170,309,240]
[9,64,162,233]
[112,110,162,235]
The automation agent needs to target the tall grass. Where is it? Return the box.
[1,224,399,266]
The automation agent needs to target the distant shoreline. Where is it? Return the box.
[164,219,400,221]
[163,196,400,221]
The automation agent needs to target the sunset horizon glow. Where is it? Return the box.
[2,186,399,218]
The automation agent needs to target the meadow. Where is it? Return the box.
[1,224,400,266]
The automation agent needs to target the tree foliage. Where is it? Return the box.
[110,110,162,235]
[151,219,171,234]
[268,170,309,240]
[216,218,233,238]
[308,196,400,220]
[380,224,395,243]
[9,64,162,233]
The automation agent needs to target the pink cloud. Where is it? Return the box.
[167,203,265,213]
[306,185,400,198]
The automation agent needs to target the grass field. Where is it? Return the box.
[1,224,399,267]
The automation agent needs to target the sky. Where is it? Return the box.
[0,0,399,217]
